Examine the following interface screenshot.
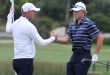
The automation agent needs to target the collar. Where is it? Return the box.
[75,17,86,25]
[20,16,31,21]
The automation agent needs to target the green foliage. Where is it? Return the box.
[0,61,110,75]
[86,0,110,33]
[34,62,66,75]
[72,0,90,4]
[0,1,9,22]
[0,62,14,75]
[87,0,110,16]
[89,13,110,32]
[92,37,110,45]
[103,38,110,45]
[0,0,110,33]
[33,16,60,38]
[0,0,38,21]
[38,0,67,21]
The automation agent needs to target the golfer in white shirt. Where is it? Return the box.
[6,3,56,75]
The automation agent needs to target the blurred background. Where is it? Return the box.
[0,0,110,75]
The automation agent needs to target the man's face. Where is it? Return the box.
[73,10,84,20]
[28,10,36,20]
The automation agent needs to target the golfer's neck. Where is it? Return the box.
[22,15,31,21]
[77,19,81,25]
[77,16,84,25]
[22,13,31,19]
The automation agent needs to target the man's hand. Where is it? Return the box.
[6,7,15,33]
[92,54,98,63]
[7,7,14,20]
[50,32,57,40]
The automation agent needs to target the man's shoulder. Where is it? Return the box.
[83,17,94,25]
[69,22,75,26]
[14,17,36,29]
[20,18,35,28]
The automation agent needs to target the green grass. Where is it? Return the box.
[0,43,110,63]
[0,43,72,62]
[0,43,14,61]
[0,42,110,75]
[36,43,72,63]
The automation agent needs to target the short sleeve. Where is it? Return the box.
[88,22,101,39]
[66,24,71,36]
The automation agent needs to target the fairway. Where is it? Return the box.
[0,41,110,75]
[0,42,110,63]
[0,42,72,63]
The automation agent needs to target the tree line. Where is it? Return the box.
[0,0,110,37]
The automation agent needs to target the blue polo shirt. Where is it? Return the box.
[67,17,101,52]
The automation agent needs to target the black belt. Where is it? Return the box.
[72,48,90,54]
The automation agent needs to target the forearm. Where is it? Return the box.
[56,38,67,43]
[37,36,55,46]
[6,19,13,33]
[30,27,55,46]
[6,8,14,33]
[56,35,70,44]
[95,33,104,54]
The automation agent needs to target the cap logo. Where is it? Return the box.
[74,5,85,10]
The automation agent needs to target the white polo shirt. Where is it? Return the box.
[6,16,55,59]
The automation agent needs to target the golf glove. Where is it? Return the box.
[6,7,14,33]
[92,54,98,63]
[7,8,14,20]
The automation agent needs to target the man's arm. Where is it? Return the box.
[56,34,70,44]
[6,8,14,33]
[29,25,56,46]
[95,33,104,54]
[87,22,104,62]
[92,33,104,62]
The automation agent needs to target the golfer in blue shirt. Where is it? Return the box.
[56,2,104,75]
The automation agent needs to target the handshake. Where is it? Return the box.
[50,32,57,41]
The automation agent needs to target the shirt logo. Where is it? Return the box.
[72,26,75,30]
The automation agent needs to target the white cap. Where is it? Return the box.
[22,3,40,12]
[70,2,86,12]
